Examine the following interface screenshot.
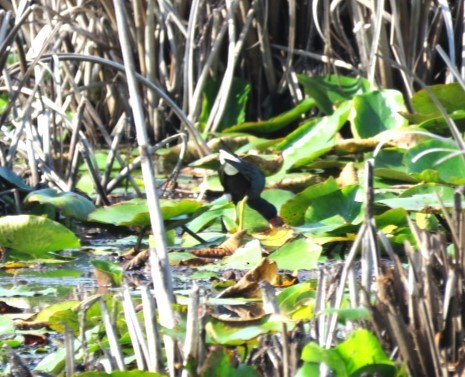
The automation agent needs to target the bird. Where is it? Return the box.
[218,147,283,227]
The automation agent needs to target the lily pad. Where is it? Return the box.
[24,188,95,221]
[350,89,408,138]
[298,74,370,115]
[88,198,203,228]
[277,101,351,170]
[223,98,316,134]
[269,238,322,270]
[0,167,32,191]
[0,215,80,258]
[404,139,465,184]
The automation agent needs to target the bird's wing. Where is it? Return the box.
[236,160,266,198]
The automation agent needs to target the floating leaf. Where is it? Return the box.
[350,89,408,138]
[198,77,250,132]
[304,185,363,226]
[301,329,395,376]
[411,83,465,119]
[298,74,370,114]
[281,178,340,226]
[278,282,316,320]
[269,238,322,270]
[88,198,203,228]
[404,139,465,184]
[224,98,316,134]
[91,260,124,286]
[200,346,260,377]
[25,188,95,221]
[0,167,32,191]
[0,215,80,258]
[277,101,351,170]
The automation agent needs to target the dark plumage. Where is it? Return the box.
[218,148,283,226]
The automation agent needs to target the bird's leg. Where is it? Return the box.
[237,195,248,231]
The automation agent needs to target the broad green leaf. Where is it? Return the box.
[298,74,370,114]
[404,139,465,184]
[186,200,236,233]
[411,83,465,120]
[25,188,95,221]
[0,167,32,191]
[34,300,80,323]
[74,372,165,377]
[335,329,395,376]
[216,240,263,270]
[91,260,124,286]
[0,286,57,297]
[223,98,316,134]
[269,238,322,270]
[0,215,80,257]
[0,316,15,337]
[205,315,284,345]
[301,329,395,376]
[304,185,363,225]
[378,194,456,211]
[88,198,203,228]
[281,178,340,226]
[199,347,260,377]
[351,89,408,138]
[322,307,371,323]
[301,342,347,376]
[278,282,316,320]
[198,77,250,132]
[374,148,418,183]
[278,101,351,170]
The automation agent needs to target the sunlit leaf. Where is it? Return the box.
[269,238,321,270]
[350,89,408,138]
[25,188,95,221]
[281,178,339,226]
[74,371,165,377]
[277,101,352,170]
[404,139,465,184]
[301,329,395,376]
[304,185,363,225]
[224,98,316,134]
[198,77,250,132]
[411,83,465,119]
[205,314,284,345]
[0,215,80,258]
[298,74,370,114]
[91,260,124,286]
[0,167,32,191]
[0,316,15,337]
[278,282,316,320]
[200,346,260,377]
[88,198,203,228]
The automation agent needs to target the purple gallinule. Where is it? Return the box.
[218,148,283,227]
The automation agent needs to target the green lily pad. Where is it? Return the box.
[350,89,408,138]
[88,198,203,228]
[301,329,395,376]
[269,238,322,270]
[24,188,95,221]
[277,101,351,170]
[223,98,316,134]
[411,83,465,120]
[404,139,465,184]
[298,74,370,115]
[91,260,124,286]
[281,178,340,226]
[0,167,32,191]
[0,215,80,258]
